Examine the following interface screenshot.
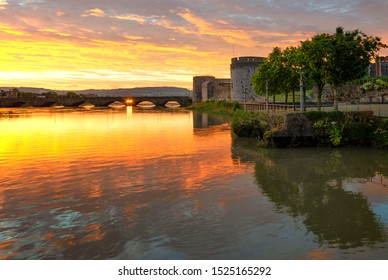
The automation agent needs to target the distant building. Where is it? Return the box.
[0,89,19,98]
[230,56,265,102]
[192,56,266,103]
[192,76,231,103]
[368,56,388,77]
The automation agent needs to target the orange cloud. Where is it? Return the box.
[0,24,30,36]
[0,0,7,10]
[39,28,72,37]
[56,11,65,17]
[113,13,150,23]
[174,8,311,50]
[82,8,106,17]
[173,8,253,46]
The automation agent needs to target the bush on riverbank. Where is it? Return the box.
[188,101,388,148]
[240,110,388,148]
[188,100,258,118]
[304,111,388,148]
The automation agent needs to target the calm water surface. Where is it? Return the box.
[0,108,388,259]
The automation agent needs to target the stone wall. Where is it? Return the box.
[213,79,231,100]
[193,76,214,103]
[194,76,231,102]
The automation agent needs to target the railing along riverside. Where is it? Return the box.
[240,101,388,117]
[242,102,296,113]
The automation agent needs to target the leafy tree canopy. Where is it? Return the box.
[252,27,387,108]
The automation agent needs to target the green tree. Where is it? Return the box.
[300,34,331,110]
[252,47,290,103]
[253,27,386,110]
[42,91,58,98]
[324,27,386,109]
[283,46,303,105]
[64,91,79,98]
[19,91,37,98]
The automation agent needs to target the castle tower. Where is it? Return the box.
[230,57,265,102]
[192,76,215,103]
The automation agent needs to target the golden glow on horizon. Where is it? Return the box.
[0,24,231,89]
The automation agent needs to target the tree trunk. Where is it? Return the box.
[317,92,322,111]
[285,92,288,104]
[292,89,295,105]
[333,86,339,110]
[292,89,295,111]
[273,93,275,103]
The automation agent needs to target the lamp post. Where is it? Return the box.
[265,80,269,112]
[299,71,305,112]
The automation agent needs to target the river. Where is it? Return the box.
[0,107,387,259]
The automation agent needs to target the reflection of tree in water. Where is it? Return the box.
[232,138,388,248]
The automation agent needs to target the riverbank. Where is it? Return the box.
[189,101,388,148]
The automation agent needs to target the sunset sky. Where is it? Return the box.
[0,0,387,90]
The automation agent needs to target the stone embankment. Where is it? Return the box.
[233,111,388,148]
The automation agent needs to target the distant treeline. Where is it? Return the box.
[1,88,98,98]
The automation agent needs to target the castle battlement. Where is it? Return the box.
[231,56,265,68]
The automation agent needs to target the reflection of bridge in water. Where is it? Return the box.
[0,96,192,108]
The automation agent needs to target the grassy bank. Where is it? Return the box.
[187,100,238,114]
[188,100,286,140]
[188,100,261,125]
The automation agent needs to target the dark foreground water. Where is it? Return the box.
[0,108,388,259]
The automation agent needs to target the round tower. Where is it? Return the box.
[230,57,265,102]
[192,76,215,103]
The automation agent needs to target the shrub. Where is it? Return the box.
[232,102,241,111]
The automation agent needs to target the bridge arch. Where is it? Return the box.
[136,101,156,107]
[163,100,182,107]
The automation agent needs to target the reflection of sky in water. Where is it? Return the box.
[1,109,388,259]
[372,203,388,224]
[344,177,388,225]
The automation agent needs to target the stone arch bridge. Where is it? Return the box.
[0,96,192,108]
[125,96,191,106]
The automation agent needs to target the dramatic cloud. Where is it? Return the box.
[0,0,387,89]
[0,0,8,10]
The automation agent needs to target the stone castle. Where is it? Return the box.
[193,56,265,103]
[193,55,387,104]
